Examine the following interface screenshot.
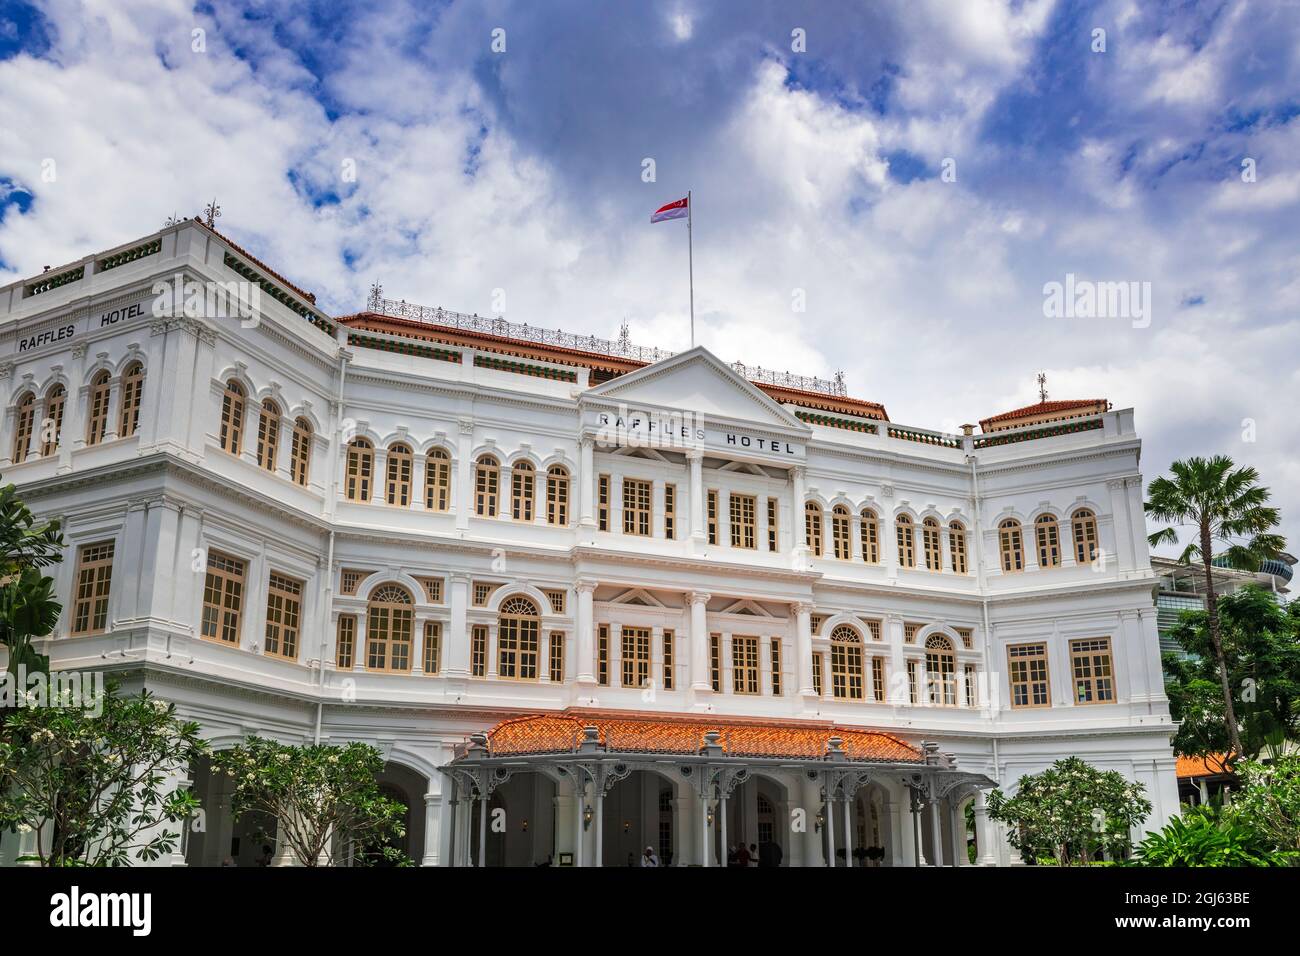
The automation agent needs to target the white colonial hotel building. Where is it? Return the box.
[0,221,1178,867]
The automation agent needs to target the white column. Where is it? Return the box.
[446,574,470,677]
[795,602,815,698]
[422,787,442,866]
[689,591,711,692]
[456,419,473,530]
[579,436,595,528]
[929,799,943,867]
[576,580,597,686]
[975,791,998,866]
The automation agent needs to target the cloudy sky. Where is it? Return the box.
[1,0,1297,554]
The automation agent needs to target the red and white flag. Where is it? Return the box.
[651,196,689,223]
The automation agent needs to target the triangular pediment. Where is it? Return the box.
[585,347,810,432]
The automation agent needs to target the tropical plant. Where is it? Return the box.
[987,756,1151,865]
[1145,456,1285,762]
[212,737,407,867]
[1233,755,1300,863]
[1131,803,1285,867]
[1164,586,1300,763]
[0,686,206,865]
[0,480,64,678]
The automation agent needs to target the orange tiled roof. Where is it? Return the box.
[1176,754,1232,779]
[979,398,1107,429]
[482,712,922,763]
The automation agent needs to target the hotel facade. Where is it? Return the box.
[0,221,1178,867]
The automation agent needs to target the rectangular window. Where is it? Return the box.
[729,494,756,549]
[471,625,488,677]
[424,621,441,674]
[386,449,412,506]
[812,652,823,696]
[71,541,115,636]
[664,483,676,540]
[964,664,977,706]
[621,625,651,688]
[549,631,565,683]
[769,637,782,696]
[832,510,851,560]
[709,632,721,692]
[1008,642,1051,708]
[201,550,246,644]
[497,614,539,680]
[426,452,451,511]
[707,490,718,545]
[907,660,919,704]
[1070,638,1115,704]
[662,630,674,690]
[340,568,366,596]
[732,635,759,694]
[546,468,569,525]
[416,576,444,603]
[543,588,566,614]
[622,478,652,536]
[767,497,778,551]
[510,466,535,521]
[336,615,356,669]
[805,505,823,556]
[597,474,610,531]
[597,624,609,685]
[872,657,885,702]
[830,638,864,700]
[264,572,303,660]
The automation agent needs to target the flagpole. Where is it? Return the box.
[687,189,694,347]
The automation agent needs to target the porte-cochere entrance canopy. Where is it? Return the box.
[440,712,996,867]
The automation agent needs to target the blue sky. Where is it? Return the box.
[1,0,1298,551]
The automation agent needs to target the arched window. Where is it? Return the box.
[425,448,450,511]
[256,399,280,472]
[924,634,956,706]
[922,517,942,571]
[497,595,540,680]
[511,460,535,521]
[804,502,823,556]
[40,385,65,457]
[896,514,915,568]
[118,361,144,438]
[948,521,967,574]
[1072,508,1099,565]
[11,391,34,463]
[1035,514,1061,568]
[345,439,374,502]
[831,505,851,559]
[386,442,413,506]
[475,455,499,516]
[999,519,1024,573]
[218,380,245,454]
[860,509,879,563]
[290,417,312,486]
[830,625,865,700]
[546,465,570,525]
[365,584,413,672]
[87,371,112,446]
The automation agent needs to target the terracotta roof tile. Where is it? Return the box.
[1176,754,1232,778]
[482,711,922,763]
[979,398,1107,429]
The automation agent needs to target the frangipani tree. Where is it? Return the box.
[213,737,407,866]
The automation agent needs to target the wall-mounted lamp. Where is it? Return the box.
[706,807,714,828]
[814,812,825,833]
[583,804,593,830]
[521,819,529,832]
[623,820,631,833]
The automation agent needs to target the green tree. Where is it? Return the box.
[0,481,64,677]
[1145,456,1286,761]
[0,686,206,865]
[213,738,407,867]
[987,757,1151,865]
[1164,585,1300,762]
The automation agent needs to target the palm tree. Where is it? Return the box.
[1145,456,1285,761]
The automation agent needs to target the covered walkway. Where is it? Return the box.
[440,712,997,867]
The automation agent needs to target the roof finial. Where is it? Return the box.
[203,198,222,229]
[617,319,631,353]
[367,280,383,312]
[1037,371,1048,404]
